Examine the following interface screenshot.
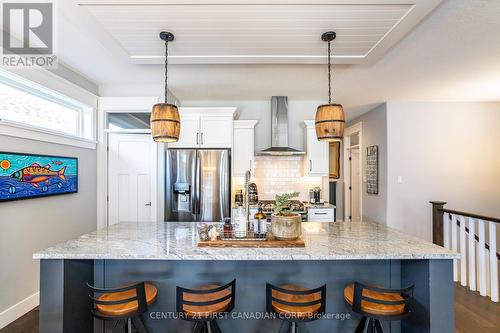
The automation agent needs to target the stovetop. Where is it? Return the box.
[257,200,306,213]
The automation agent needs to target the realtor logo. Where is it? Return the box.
[1,1,57,68]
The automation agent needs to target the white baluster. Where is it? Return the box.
[459,215,467,286]
[489,222,498,302]
[468,218,476,291]
[478,219,487,296]
[443,213,450,249]
[451,214,458,282]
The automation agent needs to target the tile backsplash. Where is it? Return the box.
[251,156,323,201]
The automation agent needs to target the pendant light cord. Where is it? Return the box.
[328,39,332,104]
[164,41,169,104]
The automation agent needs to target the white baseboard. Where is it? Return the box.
[0,292,39,329]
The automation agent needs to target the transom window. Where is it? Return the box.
[0,72,94,140]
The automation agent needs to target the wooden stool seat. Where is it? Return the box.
[272,284,322,318]
[96,283,157,317]
[343,283,405,316]
[182,284,232,318]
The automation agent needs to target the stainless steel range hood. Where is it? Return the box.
[257,96,305,156]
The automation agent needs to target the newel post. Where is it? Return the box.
[430,201,447,246]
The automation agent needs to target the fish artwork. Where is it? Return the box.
[52,161,63,165]
[10,163,66,188]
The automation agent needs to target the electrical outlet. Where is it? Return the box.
[397,176,403,184]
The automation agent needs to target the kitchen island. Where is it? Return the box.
[34,221,457,333]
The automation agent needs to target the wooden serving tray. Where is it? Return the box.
[197,237,305,248]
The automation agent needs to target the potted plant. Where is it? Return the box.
[271,192,302,240]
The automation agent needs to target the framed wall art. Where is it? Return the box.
[0,152,78,202]
[366,145,378,195]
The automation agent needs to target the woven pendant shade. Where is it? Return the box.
[315,103,345,142]
[151,103,180,142]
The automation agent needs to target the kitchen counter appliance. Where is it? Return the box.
[165,149,230,222]
[251,200,307,222]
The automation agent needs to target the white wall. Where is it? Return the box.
[348,103,387,224]
[386,102,500,241]
[0,68,98,328]
[0,137,97,327]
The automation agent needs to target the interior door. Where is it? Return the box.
[167,114,200,148]
[350,148,361,221]
[199,116,232,148]
[108,133,157,225]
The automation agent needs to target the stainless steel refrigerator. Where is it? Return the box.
[165,149,230,222]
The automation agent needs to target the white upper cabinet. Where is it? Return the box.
[167,108,235,149]
[200,115,233,148]
[167,113,199,148]
[233,120,258,176]
[304,120,329,176]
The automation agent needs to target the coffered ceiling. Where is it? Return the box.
[77,0,443,64]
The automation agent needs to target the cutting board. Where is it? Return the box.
[197,236,305,248]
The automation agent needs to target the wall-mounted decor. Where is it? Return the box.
[366,145,378,195]
[0,152,78,202]
[329,142,340,179]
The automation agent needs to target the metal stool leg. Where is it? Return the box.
[208,320,222,333]
[132,316,149,333]
[355,317,367,333]
[368,318,376,333]
[296,323,309,333]
[112,320,127,333]
[278,321,291,333]
[191,321,204,333]
[374,319,385,333]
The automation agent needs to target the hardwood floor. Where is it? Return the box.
[0,284,498,332]
[0,307,38,333]
[455,283,500,333]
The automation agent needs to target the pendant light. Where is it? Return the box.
[151,31,180,142]
[315,31,345,142]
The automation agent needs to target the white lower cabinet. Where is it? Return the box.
[307,207,335,222]
[304,120,329,176]
[233,120,258,176]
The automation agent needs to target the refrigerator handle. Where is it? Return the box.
[196,151,201,217]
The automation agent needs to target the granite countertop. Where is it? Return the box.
[305,202,335,209]
[33,221,458,260]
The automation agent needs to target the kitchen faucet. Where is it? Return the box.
[244,170,251,224]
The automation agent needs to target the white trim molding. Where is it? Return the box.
[96,97,160,230]
[343,122,363,222]
[0,120,97,149]
[0,292,39,329]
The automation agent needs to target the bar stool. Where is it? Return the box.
[343,282,414,333]
[266,283,326,333]
[176,279,236,333]
[87,282,157,333]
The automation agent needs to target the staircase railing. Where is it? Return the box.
[430,201,499,302]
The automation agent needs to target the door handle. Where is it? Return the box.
[145,202,152,206]
[196,132,199,145]
[314,212,327,215]
[249,159,252,170]
[201,132,204,145]
[309,160,312,171]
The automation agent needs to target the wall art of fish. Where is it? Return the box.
[10,163,66,188]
